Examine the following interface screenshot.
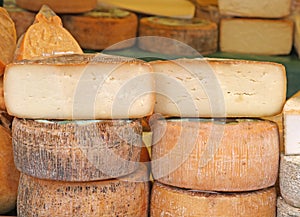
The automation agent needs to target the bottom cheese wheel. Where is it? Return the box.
[150,182,276,217]
[13,118,143,181]
[277,197,300,217]
[280,155,300,208]
[18,164,149,217]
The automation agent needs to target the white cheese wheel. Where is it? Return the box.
[12,117,143,181]
[151,118,279,192]
[17,164,149,216]
[280,155,300,208]
[151,182,277,217]
[277,197,300,217]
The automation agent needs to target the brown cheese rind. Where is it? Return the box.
[13,118,143,181]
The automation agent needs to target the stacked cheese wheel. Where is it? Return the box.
[277,91,300,216]
[149,58,286,216]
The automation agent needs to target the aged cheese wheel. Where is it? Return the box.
[0,125,20,214]
[13,118,143,181]
[15,5,82,61]
[151,182,277,217]
[151,58,286,118]
[277,197,300,217]
[151,118,279,192]
[15,0,97,13]
[279,155,300,208]
[18,164,149,216]
[220,18,293,55]
[138,17,218,56]
[4,53,155,120]
[0,7,16,75]
[62,8,137,50]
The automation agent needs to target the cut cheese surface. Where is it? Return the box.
[279,155,300,208]
[15,5,83,61]
[18,164,149,216]
[277,197,300,217]
[151,118,279,192]
[220,18,293,55]
[4,54,155,119]
[151,182,277,217]
[151,58,286,118]
[62,8,137,50]
[138,17,218,56]
[218,0,291,18]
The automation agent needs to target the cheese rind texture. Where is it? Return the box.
[151,118,279,192]
[4,54,155,119]
[218,0,291,18]
[151,58,286,118]
[0,76,5,111]
[13,117,143,181]
[294,15,300,58]
[277,197,300,217]
[279,155,300,208]
[17,164,150,217]
[220,18,293,55]
[150,182,277,217]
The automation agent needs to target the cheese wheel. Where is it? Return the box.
[294,15,300,58]
[0,7,16,75]
[151,182,277,217]
[15,0,97,13]
[138,17,218,56]
[151,58,286,118]
[4,53,155,120]
[279,155,300,208]
[15,5,83,61]
[62,8,137,50]
[277,197,300,217]
[194,4,220,23]
[0,125,20,214]
[18,164,149,216]
[0,76,5,111]
[151,118,279,192]
[13,118,143,181]
[220,18,293,55]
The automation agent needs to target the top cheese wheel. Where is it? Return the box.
[15,0,97,13]
[4,54,155,119]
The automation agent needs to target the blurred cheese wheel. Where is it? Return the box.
[277,197,300,217]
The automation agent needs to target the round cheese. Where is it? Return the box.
[62,8,138,50]
[279,155,300,208]
[12,118,143,181]
[277,197,300,217]
[0,125,20,214]
[151,118,279,192]
[18,164,150,216]
[151,182,277,217]
[138,16,218,56]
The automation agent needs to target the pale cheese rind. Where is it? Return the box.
[277,197,300,217]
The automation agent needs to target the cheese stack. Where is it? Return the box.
[277,91,300,216]
[219,0,293,55]
[149,58,285,216]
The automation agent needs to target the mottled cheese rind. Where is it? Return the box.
[151,182,277,217]
[18,164,149,217]
[151,118,279,192]
[277,197,300,217]
[279,155,300,208]
[13,118,143,181]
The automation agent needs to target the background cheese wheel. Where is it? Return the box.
[277,197,300,217]
[279,155,300,208]
[62,8,138,50]
[15,0,97,13]
[151,182,277,217]
[0,125,20,214]
[18,164,149,216]
[151,118,279,192]
[138,17,218,56]
[13,118,143,181]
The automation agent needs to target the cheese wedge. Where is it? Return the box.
[18,164,149,216]
[277,197,300,217]
[4,54,155,119]
[0,7,17,75]
[218,0,291,18]
[151,182,277,217]
[151,58,286,118]
[279,155,300,208]
[220,18,293,55]
[15,5,83,61]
